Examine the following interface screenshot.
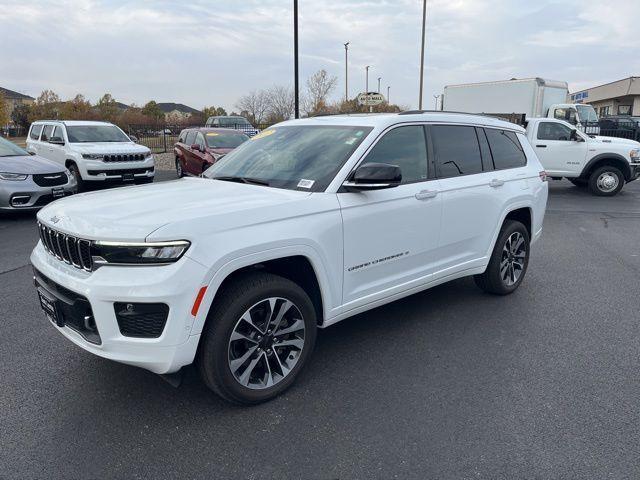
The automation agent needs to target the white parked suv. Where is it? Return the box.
[26,120,155,190]
[525,117,640,196]
[31,112,548,404]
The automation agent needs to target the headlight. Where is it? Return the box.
[630,149,640,161]
[92,240,190,265]
[82,153,104,160]
[0,172,28,181]
[144,151,153,159]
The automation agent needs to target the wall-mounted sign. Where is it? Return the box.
[357,92,385,106]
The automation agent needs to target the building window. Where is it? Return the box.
[599,106,611,117]
[618,105,632,116]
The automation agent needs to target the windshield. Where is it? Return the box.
[576,105,598,123]
[205,132,249,149]
[220,117,251,127]
[204,125,372,191]
[66,125,130,143]
[0,137,28,157]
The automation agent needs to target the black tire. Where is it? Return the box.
[68,162,84,192]
[474,220,530,295]
[568,178,587,187]
[175,157,184,178]
[198,271,317,405]
[588,165,624,196]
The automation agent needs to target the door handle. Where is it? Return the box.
[489,179,505,188]
[536,144,547,148]
[415,190,438,200]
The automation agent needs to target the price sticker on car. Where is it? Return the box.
[251,129,276,140]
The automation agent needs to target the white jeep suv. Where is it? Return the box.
[31,112,548,404]
[26,120,155,189]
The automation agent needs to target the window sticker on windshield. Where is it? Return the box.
[345,137,358,145]
[251,129,276,140]
[206,132,219,136]
[297,179,315,189]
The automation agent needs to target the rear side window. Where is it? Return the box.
[30,124,43,140]
[432,125,482,178]
[184,131,196,146]
[178,130,187,143]
[41,125,54,142]
[484,128,527,169]
[361,125,428,184]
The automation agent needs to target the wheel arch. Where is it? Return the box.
[191,248,331,336]
[580,153,632,181]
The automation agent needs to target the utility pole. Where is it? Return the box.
[418,0,427,109]
[365,65,371,112]
[344,42,350,102]
[387,86,390,104]
[377,77,381,93]
[294,0,300,118]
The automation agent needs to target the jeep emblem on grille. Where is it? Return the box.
[50,216,60,224]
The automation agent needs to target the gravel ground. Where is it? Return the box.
[154,152,175,171]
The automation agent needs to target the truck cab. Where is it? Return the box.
[546,103,600,135]
[525,117,640,196]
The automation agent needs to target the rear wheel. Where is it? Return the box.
[474,220,530,295]
[588,166,624,196]
[198,272,317,405]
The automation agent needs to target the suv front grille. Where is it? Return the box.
[37,222,92,271]
[33,172,67,187]
[103,153,146,162]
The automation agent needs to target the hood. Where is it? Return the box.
[37,178,311,241]
[0,154,66,175]
[71,142,150,154]
[590,136,640,149]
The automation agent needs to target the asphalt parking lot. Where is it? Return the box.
[1,171,639,479]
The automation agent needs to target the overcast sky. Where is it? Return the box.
[1,0,638,112]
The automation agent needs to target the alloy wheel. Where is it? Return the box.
[227,297,305,390]
[176,159,183,177]
[596,171,619,193]
[500,232,527,286]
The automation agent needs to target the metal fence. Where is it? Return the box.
[127,123,271,153]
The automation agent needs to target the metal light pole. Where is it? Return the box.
[294,0,300,118]
[365,66,371,112]
[387,86,390,104]
[433,94,440,110]
[344,42,349,102]
[418,0,427,110]
[377,77,381,93]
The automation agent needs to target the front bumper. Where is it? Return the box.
[78,157,155,182]
[30,243,207,374]
[629,162,640,181]
[0,177,76,211]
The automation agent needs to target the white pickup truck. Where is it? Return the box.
[525,117,640,196]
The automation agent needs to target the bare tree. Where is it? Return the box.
[264,85,295,123]
[236,89,269,125]
[305,69,337,116]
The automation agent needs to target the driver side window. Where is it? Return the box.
[360,126,428,184]
[537,122,573,141]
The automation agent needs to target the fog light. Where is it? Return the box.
[10,195,31,206]
[114,302,169,338]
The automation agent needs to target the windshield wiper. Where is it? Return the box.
[212,175,270,186]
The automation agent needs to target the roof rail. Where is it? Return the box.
[398,110,527,126]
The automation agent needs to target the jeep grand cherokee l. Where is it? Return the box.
[31,112,548,404]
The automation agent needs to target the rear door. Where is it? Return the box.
[38,124,55,161]
[429,124,504,277]
[27,124,44,154]
[182,130,197,175]
[189,132,208,175]
[47,125,67,165]
[533,121,587,176]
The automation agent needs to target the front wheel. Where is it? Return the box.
[198,272,317,405]
[175,157,184,178]
[68,162,84,192]
[474,220,530,295]
[588,166,624,196]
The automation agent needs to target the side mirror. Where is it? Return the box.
[343,162,402,191]
[191,143,202,152]
[29,151,36,156]
[49,137,65,145]
[129,135,138,143]
[570,130,584,142]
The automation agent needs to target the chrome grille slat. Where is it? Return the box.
[37,222,92,271]
[103,153,145,163]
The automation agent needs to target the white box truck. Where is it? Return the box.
[442,78,599,133]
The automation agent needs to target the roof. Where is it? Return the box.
[157,102,200,114]
[445,77,568,90]
[31,120,115,126]
[0,87,35,100]
[571,76,639,94]
[276,111,525,133]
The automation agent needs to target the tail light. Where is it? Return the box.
[539,170,548,182]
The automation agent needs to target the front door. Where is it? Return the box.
[533,121,587,176]
[339,125,442,307]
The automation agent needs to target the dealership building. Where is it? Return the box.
[570,77,640,117]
